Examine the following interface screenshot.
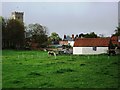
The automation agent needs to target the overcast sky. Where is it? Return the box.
[1,2,119,38]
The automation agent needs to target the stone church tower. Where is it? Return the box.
[11,11,24,22]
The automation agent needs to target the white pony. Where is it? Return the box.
[48,51,56,59]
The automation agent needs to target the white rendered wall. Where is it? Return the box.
[73,47,82,54]
[73,47,108,55]
[68,41,74,47]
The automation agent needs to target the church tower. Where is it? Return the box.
[11,11,24,22]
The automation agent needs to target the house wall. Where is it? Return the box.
[68,41,74,47]
[73,47,108,55]
[73,47,82,54]
[59,41,68,45]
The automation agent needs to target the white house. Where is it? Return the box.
[73,38,110,55]
[68,41,74,47]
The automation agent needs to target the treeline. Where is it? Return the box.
[1,17,48,49]
[75,29,120,39]
[74,32,98,39]
[1,17,25,49]
[1,16,120,50]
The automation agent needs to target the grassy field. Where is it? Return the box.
[2,50,120,88]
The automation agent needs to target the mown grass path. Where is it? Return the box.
[2,50,120,88]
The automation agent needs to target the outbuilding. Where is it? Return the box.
[73,38,110,55]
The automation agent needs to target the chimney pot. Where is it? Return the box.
[72,34,74,39]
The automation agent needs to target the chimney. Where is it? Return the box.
[72,34,74,39]
[64,35,66,39]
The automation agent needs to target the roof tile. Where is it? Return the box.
[74,38,110,47]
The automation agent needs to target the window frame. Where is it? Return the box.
[93,47,97,51]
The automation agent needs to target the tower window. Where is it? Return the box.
[18,16,20,19]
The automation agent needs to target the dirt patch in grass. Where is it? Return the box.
[17,62,22,65]
[80,64,86,66]
[40,82,54,87]
[55,68,75,74]
[103,71,109,75]
[12,80,22,84]
[28,71,42,76]
[45,63,56,67]
[45,62,66,67]
[67,59,75,61]
[56,61,66,64]
[111,62,118,65]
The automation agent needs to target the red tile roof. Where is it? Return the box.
[74,38,110,47]
[111,36,120,46]
[111,36,118,41]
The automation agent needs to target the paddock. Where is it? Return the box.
[2,50,119,88]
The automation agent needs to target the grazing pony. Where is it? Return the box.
[48,51,56,59]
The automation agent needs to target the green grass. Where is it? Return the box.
[2,50,120,88]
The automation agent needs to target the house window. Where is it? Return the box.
[93,47,97,51]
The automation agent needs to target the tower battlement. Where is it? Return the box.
[11,11,24,22]
[12,11,24,15]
